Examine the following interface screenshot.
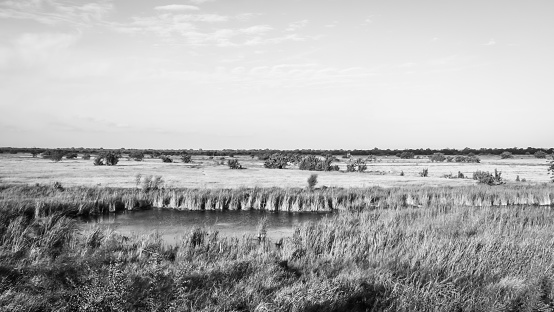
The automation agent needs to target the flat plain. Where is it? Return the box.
[0,153,550,188]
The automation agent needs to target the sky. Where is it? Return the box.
[0,0,553,150]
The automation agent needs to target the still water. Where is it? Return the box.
[82,209,330,244]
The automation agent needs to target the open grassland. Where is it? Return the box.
[0,154,551,188]
[2,190,554,311]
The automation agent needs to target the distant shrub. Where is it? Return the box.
[129,151,144,161]
[160,155,173,163]
[454,155,480,163]
[398,152,415,159]
[429,153,446,162]
[264,154,290,169]
[400,171,404,176]
[307,174,318,190]
[457,171,465,179]
[346,158,367,172]
[419,168,429,177]
[227,159,244,169]
[516,175,520,182]
[500,152,513,159]
[50,151,65,162]
[534,150,547,159]
[446,156,454,162]
[93,156,104,166]
[65,153,78,159]
[82,154,91,160]
[299,155,339,172]
[521,178,527,182]
[473,169,504,185]
[104,152,120,166]
[30,149,40,157]
[181,153,192,163]
[93,151,119,166]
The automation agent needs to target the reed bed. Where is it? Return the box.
[1,184,553,218]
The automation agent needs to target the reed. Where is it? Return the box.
[2,184,553,219]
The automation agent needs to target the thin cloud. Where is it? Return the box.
[154,5,200,11]
[286,20,308,32]
[239,25,273,35]
[0,0,113,27]
[189,0,215,4]
[483,39,496,46]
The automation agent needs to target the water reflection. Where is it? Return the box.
[81,209,331,244]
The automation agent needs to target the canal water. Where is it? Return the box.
[82,209,331,244]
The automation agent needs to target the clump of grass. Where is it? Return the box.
[419,168,429,177]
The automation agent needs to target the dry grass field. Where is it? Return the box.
[0,153,550,188]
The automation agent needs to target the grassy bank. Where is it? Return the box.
[1,184,553,218]
[2,195,554,310]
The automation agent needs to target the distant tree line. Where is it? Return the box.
[1,146,553,158]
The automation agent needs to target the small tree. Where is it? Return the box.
[307,174,318,190]
[500,151,513,159]
[30,149,40,158]
[535,150,547,159]
[160,155,173,163]
[93,152,119,166]
[104,152,120,166]
[82,154,91,160]
[50,151,65,162]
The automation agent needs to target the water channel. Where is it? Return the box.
[82,209,331,245]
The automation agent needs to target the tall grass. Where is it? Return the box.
[3,193,554,310]
[1,184,553,220]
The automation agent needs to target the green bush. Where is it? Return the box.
[49,151,65,162]
[264,154,290,169]
[181,153,192,163]
[500,151,513,159]
[82,154,91,160]
[535,150,547,158]
[454,155,480,163]
[65,153,78,159]
[429,153,446,162]
[398,152,415,159]
[129,151,144,161]
[93,152,120,166]
[160,156,173,163]
[346,158,367,172]
[299,155,339,172]
[227,159,244,169]
[473,169,504,185]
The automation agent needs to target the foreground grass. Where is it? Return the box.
[1,184,554,311]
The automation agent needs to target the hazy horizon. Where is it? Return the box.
[1,0,553,150]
